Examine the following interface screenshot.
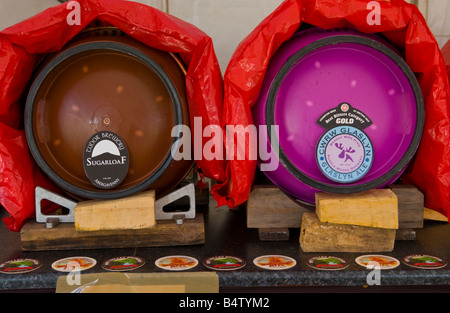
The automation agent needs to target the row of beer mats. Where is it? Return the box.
[0,252,447,275]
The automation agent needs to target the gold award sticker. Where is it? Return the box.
[51,256,97,272]
[355,255,400,270]
[253,255,297,270]
[0,258,42,274]
[155,255,198,271]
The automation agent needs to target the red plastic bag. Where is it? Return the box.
[0,0,226,231]
[213,0,450,221]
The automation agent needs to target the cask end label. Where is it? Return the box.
[83,131,129,189]
[316,103,373,183]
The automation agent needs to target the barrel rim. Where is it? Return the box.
[25,41,185,199]
[265,34,425,194]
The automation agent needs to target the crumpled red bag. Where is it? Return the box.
[213,0,450,222]
[0,0,226,231]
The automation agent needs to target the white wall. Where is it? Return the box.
[0,0,59,30]
[0,0,449,73]
[423,0,450,47]
[168,0,283,73]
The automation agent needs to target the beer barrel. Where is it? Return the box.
[253,28,424,205]
[25,28,193,199]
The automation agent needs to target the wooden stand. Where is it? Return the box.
[20,184,209,251]
[246,182,425,242]
[390,184,424,240]
[20,214,205,251]
[246,185,311,241]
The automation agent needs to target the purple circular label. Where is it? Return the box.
[326,134,365,174]
[316,126,373,183]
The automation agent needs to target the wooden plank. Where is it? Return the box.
[315,189,398,229]
[75,190,156,231]
[299,212,396,252]
[246,186,311,229]
[20,214,204,251]
[390,184,424,229]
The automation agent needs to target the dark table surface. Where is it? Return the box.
[1,195,450,293]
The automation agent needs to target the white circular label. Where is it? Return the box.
[316,125,373,183]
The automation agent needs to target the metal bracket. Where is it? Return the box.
[155,183,196,225]
[35,187,76,228]
[35,183,196,227]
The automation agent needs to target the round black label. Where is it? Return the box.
[83,131,129,189]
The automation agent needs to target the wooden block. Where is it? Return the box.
[395,228,416,241]
[258,228,290,241]
[315,189,398,229]
[390,184,424,228]
[20,214,205,251]
[75,191,155,231]
[424,207,448,222]
[247,186,311,228]
[299,213,396,252]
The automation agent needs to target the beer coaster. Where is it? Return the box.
[306,256,349,270]
[102,256,145,272]
[402,254,447,269]
[51,256,97,272]
[355,254,400,270]
[203,256,246,271]
[155,255,198,271]
[0,258,41,274]
[253,255,296,270]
